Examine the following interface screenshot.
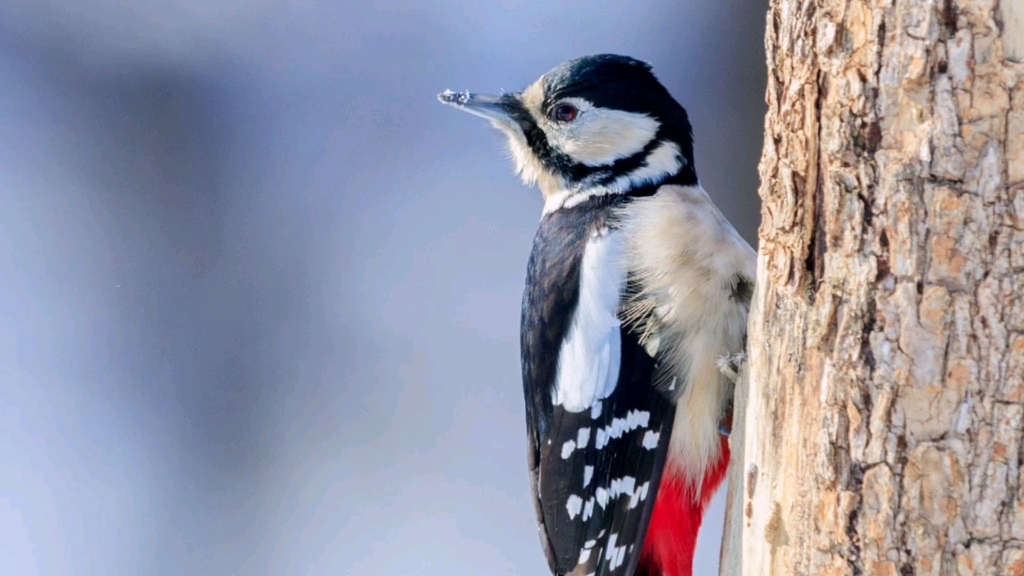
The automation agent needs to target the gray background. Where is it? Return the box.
[0,1,766,574]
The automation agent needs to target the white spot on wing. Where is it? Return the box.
[642,430,660,450]
[605,534,618,562]
[595,410,651,449]
[584,465,594,488]
[612,545,627,570]
[567,495,583,519]
[590,401,603,419]
[562,440,576,459]
[610,476,636,500]
[629,488,641,509]
[578,547,591,565]
[592,475,640,512]
[583,497,595,520]
[631,410,650,428]
[577,427,591,449]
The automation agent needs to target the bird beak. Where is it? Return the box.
[437,90,517,125]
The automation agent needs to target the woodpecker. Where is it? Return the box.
[439,55,755,576]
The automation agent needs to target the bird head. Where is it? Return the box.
[439,54,697,208]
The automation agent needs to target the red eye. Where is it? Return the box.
[552,104,578,122]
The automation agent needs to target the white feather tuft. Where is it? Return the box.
[550,230,627,412]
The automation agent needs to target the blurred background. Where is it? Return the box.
[0,1,766,574]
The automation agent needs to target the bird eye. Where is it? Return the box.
[551,104,578,122]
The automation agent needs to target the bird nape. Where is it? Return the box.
[439,54,755,576]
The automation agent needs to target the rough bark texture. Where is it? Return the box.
[723,0,1024,575]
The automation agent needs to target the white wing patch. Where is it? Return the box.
[577,427,591,448]
[582,497,595,520]
[561,440,577,459]
[566,494,583,519]
[551,231,627,413]
[641,430,660,450]
[594,410,650,449]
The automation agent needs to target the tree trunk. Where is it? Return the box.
[722,0,1024,575]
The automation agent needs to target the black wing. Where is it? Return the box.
[521,196,675,576]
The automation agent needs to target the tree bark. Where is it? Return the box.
[722,0,1024,575]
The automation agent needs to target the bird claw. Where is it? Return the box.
[716,351,747,382]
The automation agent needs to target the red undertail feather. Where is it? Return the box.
[637,438,731,576]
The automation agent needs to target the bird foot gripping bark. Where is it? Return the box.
[716,351,747,383]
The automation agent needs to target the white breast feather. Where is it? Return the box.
[617,184,756,491]
[551,230,627,413]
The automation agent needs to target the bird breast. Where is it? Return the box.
[616,184,756,488]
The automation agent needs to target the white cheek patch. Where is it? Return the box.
[548,98,661,167]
